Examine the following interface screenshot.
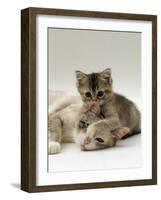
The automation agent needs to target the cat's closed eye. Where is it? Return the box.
[95,137,104,143]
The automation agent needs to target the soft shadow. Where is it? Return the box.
[10,183,20,189]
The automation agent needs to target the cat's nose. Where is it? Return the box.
[80,137,91,150]
[84,136,91,145]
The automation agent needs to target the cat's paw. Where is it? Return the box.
[78,120,89,128]
[48,141,61,154]
[77,114,90,128]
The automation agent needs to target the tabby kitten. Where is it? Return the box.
[75,68,141,149]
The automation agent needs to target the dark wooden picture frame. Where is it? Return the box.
[21,7,157,192]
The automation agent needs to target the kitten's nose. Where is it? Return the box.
[92,98,97,101]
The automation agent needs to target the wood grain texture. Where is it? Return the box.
[152,16,157,184]
[29,7,156,21]
[21,8,30,192]
[21,8,36,192]
[21,7,157,192]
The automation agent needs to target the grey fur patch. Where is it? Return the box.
[88,73,98,92]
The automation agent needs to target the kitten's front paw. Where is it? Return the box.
[48,141,61,154]
[78,120,89,128]
[77,114,90,128]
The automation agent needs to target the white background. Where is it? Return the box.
[49,29,141,106]
[0,0,160,199]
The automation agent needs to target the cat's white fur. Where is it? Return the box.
[48,91,88,153]
[49,141,61,154]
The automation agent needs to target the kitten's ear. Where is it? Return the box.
[111,127,130,141]
[75,70,87,81]
[100,68,112,84]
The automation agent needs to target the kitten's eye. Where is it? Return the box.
[97,91,104,97]
[95,137,104,143]
[85,92,92,98]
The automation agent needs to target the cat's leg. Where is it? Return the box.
[48,116,62,154]
[122,127,141,139]
[77,114,89,129]
[122,111,141,139]
[49,140,61,154]
[76,102,99,129]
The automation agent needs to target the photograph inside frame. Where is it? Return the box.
[47,28,142,173]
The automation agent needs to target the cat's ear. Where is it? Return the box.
[75,70,87,82]
[111,127,130,141]
[100,68,112,84]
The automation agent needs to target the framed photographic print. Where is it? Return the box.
[21,7,157,192]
